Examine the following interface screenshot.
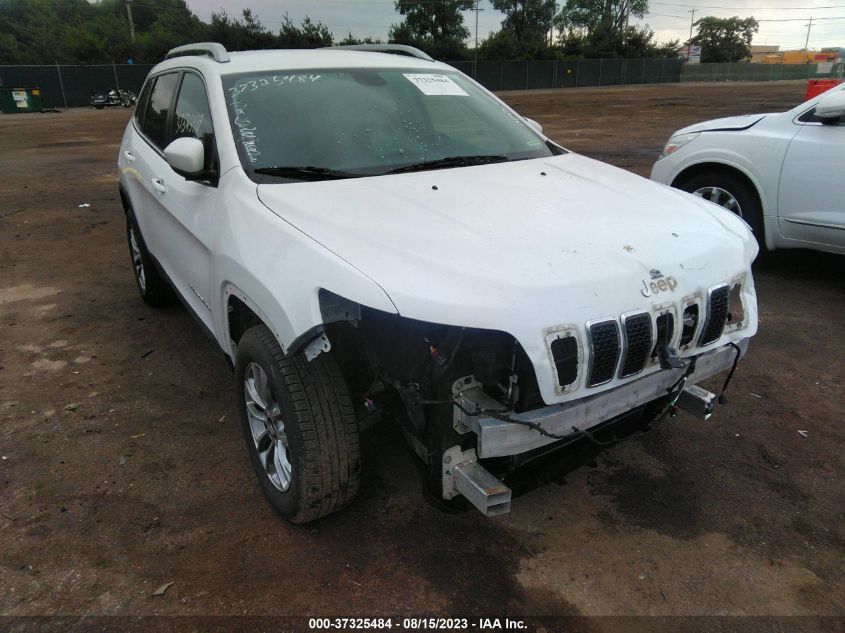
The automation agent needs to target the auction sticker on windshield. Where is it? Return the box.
[403,74,468,96]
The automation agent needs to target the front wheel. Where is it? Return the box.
[235,325,361,523]
[676,171,765,247]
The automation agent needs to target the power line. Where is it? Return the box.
[757,15,845,21]
[646,11,845,21]
[651,1,845,9]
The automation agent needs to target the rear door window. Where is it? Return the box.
[134,79,153,128]
[142,73,180,150]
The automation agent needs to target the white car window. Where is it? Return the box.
[142,73,180,150]
[173,72,216,172]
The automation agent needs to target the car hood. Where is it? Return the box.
[256,153,757,330]
[675,113,768,135]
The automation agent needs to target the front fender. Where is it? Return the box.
[667,151,770,216]
[213,171,397,358]
[655,143,781,252]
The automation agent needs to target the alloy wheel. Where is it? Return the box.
[692,186,743,218]
[243,362,292,492]
[129,225,146,292]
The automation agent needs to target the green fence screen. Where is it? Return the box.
[681,63,821,82]
[446,58,685,91]
[0,64,154,108]
[0,60,834,108]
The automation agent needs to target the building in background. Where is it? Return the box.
[751,45,780,63]
[755,47,842,65]
[820,47,844,61]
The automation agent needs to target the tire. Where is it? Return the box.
[235,325,361,523]
[95,105,104,110]
[126,212,174,307]
[677,170,765,246]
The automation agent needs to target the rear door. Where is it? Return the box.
[778,115,845,248]
[120,75,155,241]
[130,71,181,269]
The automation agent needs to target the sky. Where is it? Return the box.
[184,0,844,52]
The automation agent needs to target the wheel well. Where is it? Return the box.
[671,163,762,209]
[227,296,264,347]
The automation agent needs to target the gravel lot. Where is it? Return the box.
[1,80,843,629]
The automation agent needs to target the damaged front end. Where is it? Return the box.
[317,289,749,517]
[323,299,540,509]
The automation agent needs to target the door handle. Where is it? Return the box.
[150,178,167,194]
[123,150,135,162]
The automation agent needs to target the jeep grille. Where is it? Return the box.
[680,304,698,346]
[587,320,620,387]
[546,279,737,394]
[700,284,730,346]
[550,335,578,388]
[619,312,653,378]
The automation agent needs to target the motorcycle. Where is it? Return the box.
[90,88,137,109]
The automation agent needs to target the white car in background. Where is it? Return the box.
[651,82,845,255]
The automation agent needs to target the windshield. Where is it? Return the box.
[222,68,557,181]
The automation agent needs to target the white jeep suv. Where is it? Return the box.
[118,42,759,522]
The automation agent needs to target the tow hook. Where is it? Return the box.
[442,446,512,517]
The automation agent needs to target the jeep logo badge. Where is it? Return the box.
[641,275,678,297]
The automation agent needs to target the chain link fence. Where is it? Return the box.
[681,62,837,82]
[447,59,836,91]
[447,58,686,91]
[0,60,837,108]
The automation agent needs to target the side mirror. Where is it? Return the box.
[164,137,207,179]
[815,88,845,122]
[524,117,543,135]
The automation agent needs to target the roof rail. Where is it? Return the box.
[327,44,434,62]
[166,42,230,63]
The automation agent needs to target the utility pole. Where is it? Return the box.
[473,0,482,76]
[687,8,695,60]
[474,0,480,53]
[803,16,813,57]
[125,0,135,43]
[549,3,556,47]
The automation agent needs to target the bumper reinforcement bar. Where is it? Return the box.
[454,340,748,459]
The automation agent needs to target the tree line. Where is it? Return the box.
[0,0,758,65]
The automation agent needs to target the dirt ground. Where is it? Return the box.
[1,80,844,629]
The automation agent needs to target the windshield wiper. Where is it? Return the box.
[385,155,510,175]
[253,166,361,181]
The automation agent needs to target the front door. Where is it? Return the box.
[778,116,845,248]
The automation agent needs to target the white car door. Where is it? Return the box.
[133,70,220,331]
[128,71,180,268]
[778,114,845,248]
